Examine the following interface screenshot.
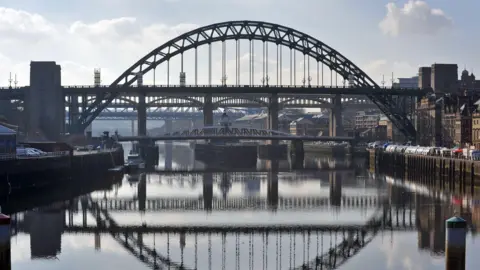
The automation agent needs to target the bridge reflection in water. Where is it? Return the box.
[5,156,476,270]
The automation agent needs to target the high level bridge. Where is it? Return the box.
[0,20,433,141]
[115,125,356,143]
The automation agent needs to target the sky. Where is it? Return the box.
[0,0,478,87]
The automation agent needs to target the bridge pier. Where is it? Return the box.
[138,174,147,212]
[137,93,147,136]
[203,173,213,212]
[164,119,173,170]
[25,61,64,140]
[203,94,214,126]
[329,94,344,137]
[267,160,279,211]
[329,171,343,207]
[94,231,101,250]
[268,93,279,145]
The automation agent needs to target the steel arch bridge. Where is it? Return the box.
[77,20,416,140]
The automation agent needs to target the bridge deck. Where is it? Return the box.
[117,135,355,141]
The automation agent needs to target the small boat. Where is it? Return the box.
[125,152,145,174]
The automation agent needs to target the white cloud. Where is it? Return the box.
[0,7,200,86]
[379,1,453,37]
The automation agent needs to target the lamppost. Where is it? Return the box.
[261,76,270,87]
[308,76,312,87]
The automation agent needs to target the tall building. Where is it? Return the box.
[431,64,458,93]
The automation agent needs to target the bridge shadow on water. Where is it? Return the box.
[2,153,478,270]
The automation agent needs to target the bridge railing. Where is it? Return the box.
[57,84,426,91]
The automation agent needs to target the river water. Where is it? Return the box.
[3,143,480,270]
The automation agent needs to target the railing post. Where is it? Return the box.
[445,216,467,270]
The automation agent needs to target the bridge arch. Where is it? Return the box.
[80,20,414,139]
[279,97,330,106]
[213,96,268,107]
[147,96,203,107]
[98,96,137,106]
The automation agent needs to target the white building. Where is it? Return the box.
[393,76,419,89]
[355,110,380,130]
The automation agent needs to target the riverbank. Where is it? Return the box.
[370,150,480,196]
[0,146,124,196]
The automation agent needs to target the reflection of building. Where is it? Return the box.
[25,208,65,258]
[289,114,329,136]
[234,112,292,132]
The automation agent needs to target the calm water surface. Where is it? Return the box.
[3,143,480,270]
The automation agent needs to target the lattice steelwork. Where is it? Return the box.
[75,20,417,139]
[66,95,374,109]
[163,126,291,137]
[90,195,381,212]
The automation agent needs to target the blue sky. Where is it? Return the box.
[0,0,477,86]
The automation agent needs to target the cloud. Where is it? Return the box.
[0,6,200,86]
[379,1,453,37]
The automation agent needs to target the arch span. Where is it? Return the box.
[86,96,137,106]
[79,20,414,139]
[147,96,203,107]
[279,97,330,106]
[213,96,268,107]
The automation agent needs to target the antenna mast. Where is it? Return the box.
[381,75,385,88]
[8,72,12,88]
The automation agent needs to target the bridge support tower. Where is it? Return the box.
[25,61,64,140]
[329,94,344,137]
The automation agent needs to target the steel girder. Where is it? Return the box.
[66,95,372,109]
[78,20,416,139]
